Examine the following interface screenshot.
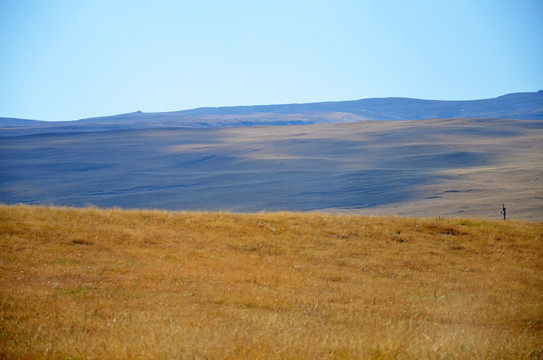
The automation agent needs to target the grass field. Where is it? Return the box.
[2,118,542,221]
[1,204,542,359]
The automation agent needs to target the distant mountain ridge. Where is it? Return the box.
[1,91,542,136]
[173,91,543,118]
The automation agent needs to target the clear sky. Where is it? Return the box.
[1,0,542,121]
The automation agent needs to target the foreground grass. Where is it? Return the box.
[0,205,542,359]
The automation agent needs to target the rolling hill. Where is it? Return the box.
[1,92,542,219]
[1,91,542,137]
[1,118,541,220]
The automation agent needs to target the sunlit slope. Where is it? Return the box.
[1,118,541,220]
[1,205,542,359]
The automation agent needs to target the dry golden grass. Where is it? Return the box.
[0,204,542,359]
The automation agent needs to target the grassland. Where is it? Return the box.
[1,205,542,359]
[2,118,542,221]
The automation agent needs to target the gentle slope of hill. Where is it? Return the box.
[1,91,542,136]
[1,205,541,358]
[1,118,541,220]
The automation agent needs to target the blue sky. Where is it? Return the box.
[1,0,542,121]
